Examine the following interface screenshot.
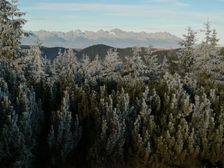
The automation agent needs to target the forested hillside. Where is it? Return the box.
[1,1,224,168]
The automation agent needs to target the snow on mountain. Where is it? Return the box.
[22,29,181,49]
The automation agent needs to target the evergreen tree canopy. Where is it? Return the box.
[0,0,25,59]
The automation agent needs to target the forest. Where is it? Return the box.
[1,0,224,167]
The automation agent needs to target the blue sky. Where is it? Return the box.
[19,0,224,44]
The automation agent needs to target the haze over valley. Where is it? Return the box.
[22,29,181,49]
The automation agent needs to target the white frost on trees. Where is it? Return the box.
[48,90,81,164]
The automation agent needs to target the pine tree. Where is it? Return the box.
[52,49,78,86]
[89,88,130,167]
[0,0,25,59]
[87,54,102,82]
[19,44,46,83]
[0,79,41,167]
[179,27,197,49]
[179,27,197,73]
[143,47,161,81]
[48,90,81,165]
[210,29,219,48]
[204,20,212,46]
[101,48,122,79]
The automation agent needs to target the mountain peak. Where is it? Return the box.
[22,29,181,49]
[74,29,82,33]
[111,28,124,33]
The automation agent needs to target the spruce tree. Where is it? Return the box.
[0,0,25,59]
[210,29,219,48]
[179,27,197,73]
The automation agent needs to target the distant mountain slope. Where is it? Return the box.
[22,29,181,49]
[77,44,115,60]
[21,45,78,60]
[21,44,179,66]
[21,44,116,60]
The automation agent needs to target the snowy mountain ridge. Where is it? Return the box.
[22,29,181,49]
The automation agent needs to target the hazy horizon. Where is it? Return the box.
[20,0,224,45]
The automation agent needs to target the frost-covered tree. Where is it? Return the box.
[89,88,130,167]
[1,2,224,166]
[132,87,157,164]
[128,47,145,79]
[210,29,219,48]
[48,90,81,165]
[14,83,42,167]
[51,49,78,86]
[143,47,161,80]
[18,44,46,83]
[0,109,27,167]
[204,20,212,46]
[87,54,103,82]
[179,27,197,73]
[182,22,223,82]
[0,78,42,167]
[0,0,25,59]
[200,20,218,52]
[101,48,122,79]
[77,54,104,83]
[123,47,161,82]
[180,27,197,49]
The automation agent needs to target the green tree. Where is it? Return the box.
[210,29,219,48]
[179,27,197,73]
[0,0,25,59]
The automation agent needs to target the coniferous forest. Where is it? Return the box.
[1,0,224,167]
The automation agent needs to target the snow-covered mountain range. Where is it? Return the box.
[22,29,181,49]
